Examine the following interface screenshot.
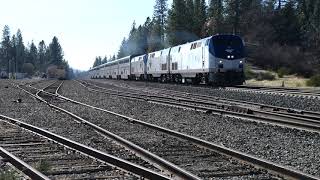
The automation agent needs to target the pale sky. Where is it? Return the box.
[0,0,173,70]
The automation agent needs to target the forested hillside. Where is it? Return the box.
[0,25,73,79]
[93,0,320,79]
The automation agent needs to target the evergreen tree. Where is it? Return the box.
[10,35,17,75]
[153,0,168,45]
[149,18,163,52]
[167,0,191,46]
[117,38,128,58]
[272,1,301,45]
[208,0,224,34]
[225,0,241,34]
[193,0,207,38]
[135,25,148,54]
[92,58,98,68]
[1,25,11,73]
[26,41,38,66]
[15,29,25,72]
[127,21,137,55]
[49,36,64,67]
[185,0,195,34]
[298,0,320,48]
[102,56,108,64]
[38,40,47,72]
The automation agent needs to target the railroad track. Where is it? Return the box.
[89,79,320,98]
[20,80,320,179]
[0,116,169,179]
[16,81,204,180]
[78,80,320,133]
[225,85,320,99]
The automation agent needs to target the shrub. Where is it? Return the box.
[0,170,17,180]
[256,72,276,81]
[249,44,315,77]
[277,67,290,78]
[22,63,35,76]
[36,160,51,173]
[306,74,320,87]
[244,65,256,80]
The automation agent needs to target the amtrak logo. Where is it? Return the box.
[225,49,234,53]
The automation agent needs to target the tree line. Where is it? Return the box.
[92,0,320,78]
[0,25,73,79]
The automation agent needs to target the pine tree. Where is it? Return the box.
[26,41,38,66]
[102,56,108,64]
[143,17,158,52]
[10,35,17,75]
[92,58,98,67]
[208,0,224,34]
[193,0,207,38]
[225,0,241,34]
[49,36,64,67]
[135,25,148,54]
[112,55,116,60]
[167,0,190,46]
[149,18,163,51]
[272,1,301,45]
[117,38,128,58]
[185,0,195,33]
[153,0,168,45]
[1,25,11,73]
[127,21,137,55]
[15,29,25,72]
[92,56,102,67]
[298,0,320,48]
[38,40,47,72]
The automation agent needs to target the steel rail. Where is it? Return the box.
[77,80,320,132]
[234,85,320,95]
[0,146,50,180]
[90,80,320,120]
[87,80,320,121]
[18,83,202,180]
[225,86,320,98]
[52,81,320,180]
[0,114,172,180]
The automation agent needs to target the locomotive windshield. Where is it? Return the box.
[210,35,245,59]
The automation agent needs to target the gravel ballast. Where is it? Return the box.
[59,80,320,177]
[0,80,160,174]
[91,79,320,112]
[52,100,276,180]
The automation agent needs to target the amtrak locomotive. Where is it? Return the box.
[89,34,245,85]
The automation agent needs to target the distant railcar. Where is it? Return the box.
[0,71,8,79]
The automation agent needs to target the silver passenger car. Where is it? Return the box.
[147,48,170,81]
[131,54,147,80]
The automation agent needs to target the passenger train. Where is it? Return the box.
[89,34,246,85]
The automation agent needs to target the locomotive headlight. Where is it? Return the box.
[227,56,231,59]
[231,55,234,58]
[240,61,243,64]
[219,60,223,64]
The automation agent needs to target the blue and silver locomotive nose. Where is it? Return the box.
[206,34,245,85]
[210,35,245,60]
[210,35,245,72]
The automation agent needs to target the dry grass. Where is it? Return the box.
[245,75,310,88]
